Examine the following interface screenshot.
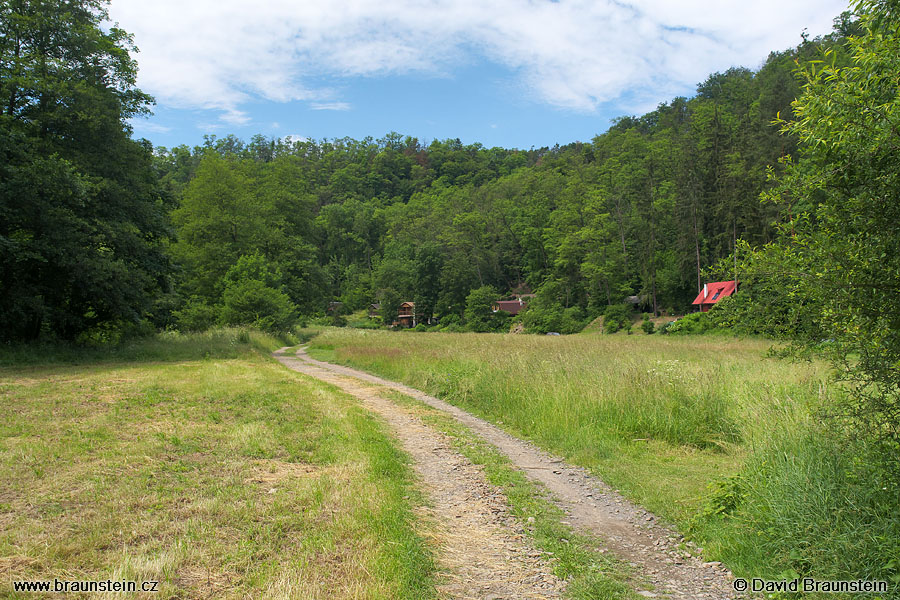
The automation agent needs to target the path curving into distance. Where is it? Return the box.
[274,346,739,600]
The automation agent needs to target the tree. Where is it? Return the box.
[221,280,296,333]
[377,288,401,327]
[414,243,443,324]
[464,285,501,333]
[219,254,296,332]
[0,0,170,341]
[758,0,900,451]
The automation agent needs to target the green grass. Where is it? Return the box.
[308,328,899,598]
[0,327,304,366]
[0,333,435,599]
[382,389,640,600]
[306,330,809,522]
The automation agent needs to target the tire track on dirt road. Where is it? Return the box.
[274,347,566,599]
[275,347,739,600]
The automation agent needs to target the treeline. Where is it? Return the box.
[0,0,860,341]
[150,15,858,335]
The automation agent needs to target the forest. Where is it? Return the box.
[0,0,864,342]
[151,28,853,335]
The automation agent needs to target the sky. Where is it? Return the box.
[108,0,851,151]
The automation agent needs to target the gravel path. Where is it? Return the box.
[275,346,739,600]
[274,348,566,599]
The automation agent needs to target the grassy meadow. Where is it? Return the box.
[309,329,900,595]
[0,329,434,599]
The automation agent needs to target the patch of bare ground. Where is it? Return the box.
[277,347,741,600]
[274,348,567,599]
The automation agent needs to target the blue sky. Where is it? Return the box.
[110,0,851,151]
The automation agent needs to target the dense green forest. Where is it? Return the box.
[151,21,859,334]
[0,0,864,341]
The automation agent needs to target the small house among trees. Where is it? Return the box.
[396,301,416,328]
[492,299,528,315]
[692,280,738,312]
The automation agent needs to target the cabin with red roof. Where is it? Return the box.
[692,280,738,312]
[492,299,528,315]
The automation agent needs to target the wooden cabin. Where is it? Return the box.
[396,301,416,328]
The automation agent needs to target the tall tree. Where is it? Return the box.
[0,0,170,340]
[758,0,900,450]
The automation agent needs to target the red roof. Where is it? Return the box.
[492,299,527,315]
[691,280,738,306]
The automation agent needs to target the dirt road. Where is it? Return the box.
[274,347,738,600]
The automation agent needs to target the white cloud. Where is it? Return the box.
[310,102,352,111]
[108,0,849,122]
[130,119,172,134]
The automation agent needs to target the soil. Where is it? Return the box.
[274,347,739,600]
[274,348,566,599]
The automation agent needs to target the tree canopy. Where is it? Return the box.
[745,0,900,450]
[0,0,170,341]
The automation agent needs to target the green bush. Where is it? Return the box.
[347,317,381,329]
[665,311,714,335]
[657,320,677,334]
[641,318,655,335]
[602,304,630,334]
[221,280,297,333]
[522,301,589,335]
[173,296,219,332]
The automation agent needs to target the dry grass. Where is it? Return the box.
[0,343,435,599]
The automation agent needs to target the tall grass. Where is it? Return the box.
[0,327,301,366]
[309,329,898,595]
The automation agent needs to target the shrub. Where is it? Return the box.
[560,306,589,334]
[603,304,630,334]
[347,317,381,329]
[641,317,655,335]
[658,320,677,334]
[666,311,714,335]
[173,296,219,332]
[221,280,297,333]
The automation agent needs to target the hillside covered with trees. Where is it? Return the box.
[1,0,869,342]
[151,17,859,335]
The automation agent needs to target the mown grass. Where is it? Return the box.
[309,329,899,598]
[0,330,434,599]
[382,389,641,600]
